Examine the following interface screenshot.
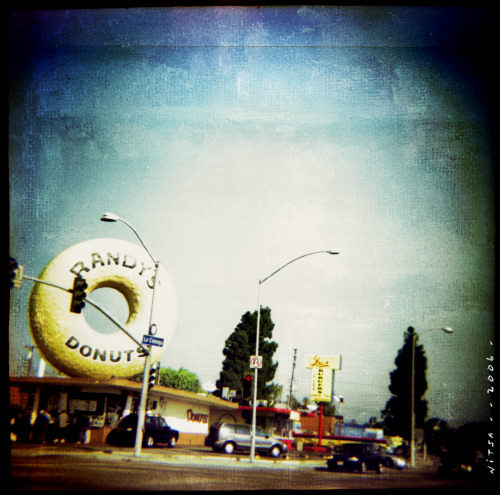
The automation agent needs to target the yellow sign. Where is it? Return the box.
[305,354,341,370]
[310,367,333,402]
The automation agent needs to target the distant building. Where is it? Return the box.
[341,423,384,440]
[293,413,386,449]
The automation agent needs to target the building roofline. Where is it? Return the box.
[238,405,296,414]
[9,376,238,410]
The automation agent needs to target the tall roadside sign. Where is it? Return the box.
[305,354,342,448]
[305,354,341,402]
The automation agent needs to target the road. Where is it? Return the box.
[10,444,493,491]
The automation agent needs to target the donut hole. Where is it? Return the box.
[83,287,130,335]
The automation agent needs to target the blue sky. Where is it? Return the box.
[9,7,495,426]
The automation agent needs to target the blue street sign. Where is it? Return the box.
[142,334,164,347]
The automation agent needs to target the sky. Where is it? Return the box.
[9,6,495,426]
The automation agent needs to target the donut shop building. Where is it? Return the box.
[9,376,242,446]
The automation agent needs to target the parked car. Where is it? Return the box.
[327,443,386,473]
[106,414,179,448]
[380,447,407,470]
[205,422,287,458]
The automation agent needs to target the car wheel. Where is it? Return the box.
[223,442,235,455]
[359,462,367,473]
[168,436,176,448]
[144,436,154,448]
[269,445,281,458]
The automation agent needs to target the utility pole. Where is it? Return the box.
[288,348,297,409]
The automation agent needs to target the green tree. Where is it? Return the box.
[382,326,428,439]
[320,401,336,417]
[216,307,279,404]
[424,417,452,456]
[266,383,283,407]
[131,366,202,393]
[159,367,201,393]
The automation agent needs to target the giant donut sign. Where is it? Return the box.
[28,238,178,378]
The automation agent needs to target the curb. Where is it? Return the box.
[11,444,327,469]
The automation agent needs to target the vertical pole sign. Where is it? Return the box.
[305,354,342,447]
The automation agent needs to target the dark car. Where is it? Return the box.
[205,422,287,458]
[327,443,386,473]
[106,414,179,448]
[438,452,490,479]
[380,446,407,470]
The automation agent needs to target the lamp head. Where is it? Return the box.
[100,212,120,222]
[442,327,454,334]
[327,251,339,255]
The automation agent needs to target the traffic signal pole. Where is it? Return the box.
[14,272,150,355]
[133,259,159,458]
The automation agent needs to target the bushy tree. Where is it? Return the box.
[131,366,201,393]
[424,417,453,456]
[159,367,201,393]
[216,307,279,404]
[382,326,428,438]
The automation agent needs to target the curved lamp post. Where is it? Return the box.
[409,326,453,468]
[249,250,339,463]
[100,212,159,457]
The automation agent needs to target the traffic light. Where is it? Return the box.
[9,257,19,288]
[243,374,253,398]
[9,257,23,289]
[149,362,159,391]
[70,276,88,313]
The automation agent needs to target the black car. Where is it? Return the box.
[327,443,386,473]
[106,414,179,448]
[438,452,490,479]
[380,447,407,470]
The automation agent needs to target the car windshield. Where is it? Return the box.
[256,427,268,437]
[338,444,371,454]
[235,424,250,435]
[145,416,168,427]
[118,416,137,428]
[118,415,169,429]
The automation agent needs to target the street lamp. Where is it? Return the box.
[100,212,159,457]
[249,250,339,463]
[101,212,157,263]
[409,326,453,468]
